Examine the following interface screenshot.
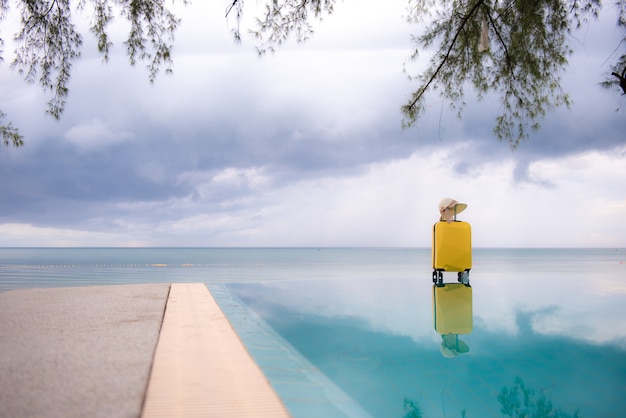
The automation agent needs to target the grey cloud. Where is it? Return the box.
[425,82,625,182]
[2,2,624,241]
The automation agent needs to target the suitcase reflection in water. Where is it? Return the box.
[432,198,473,358]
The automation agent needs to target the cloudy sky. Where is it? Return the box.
[0,0,625,247]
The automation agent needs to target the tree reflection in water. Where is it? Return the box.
[403,376,581,418]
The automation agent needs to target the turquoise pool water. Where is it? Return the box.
[1,248,625,417]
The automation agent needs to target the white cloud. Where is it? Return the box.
[64,118,134,150]
[211,166,272,190]
[110,145,626,248]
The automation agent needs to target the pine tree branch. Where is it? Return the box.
[405,0,485,113]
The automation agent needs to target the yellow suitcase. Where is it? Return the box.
[432,220,472,280]
[432,283,473,335]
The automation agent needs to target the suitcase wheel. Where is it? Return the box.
[433,270,444,286]
[457,271,470,286]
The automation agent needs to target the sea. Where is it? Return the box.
[1,247,625,417]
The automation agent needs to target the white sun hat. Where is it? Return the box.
[439,197,467,222]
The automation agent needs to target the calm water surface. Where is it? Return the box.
[1,247,624,417]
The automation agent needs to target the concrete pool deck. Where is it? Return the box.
[0,283,290,418]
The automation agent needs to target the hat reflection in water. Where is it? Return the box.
[440,334,470,358]
[438,198,467,223]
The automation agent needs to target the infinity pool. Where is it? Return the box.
[219,251,626,417]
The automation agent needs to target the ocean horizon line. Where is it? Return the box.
[0,246,624,250]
